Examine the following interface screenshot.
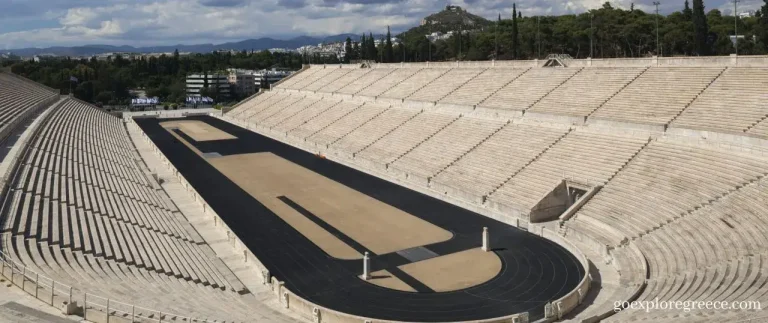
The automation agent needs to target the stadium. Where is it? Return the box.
[1,54,767,323]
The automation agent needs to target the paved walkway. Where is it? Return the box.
[0,280,80,322]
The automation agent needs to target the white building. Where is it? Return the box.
[186,74,231,99]
[739,10,756,18]
[254,69,292,88]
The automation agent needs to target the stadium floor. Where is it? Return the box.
[134,115,584,321]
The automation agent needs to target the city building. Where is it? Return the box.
[739,10,756,18]
[227,69,257,97]
[254,69,292,88]
[186,73,231,99]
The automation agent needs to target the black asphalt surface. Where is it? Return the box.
[135,115,584,322]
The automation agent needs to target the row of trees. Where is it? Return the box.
[341,0,768,63]
[6,50,308,105]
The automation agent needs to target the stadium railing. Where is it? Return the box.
[0,249,221,323]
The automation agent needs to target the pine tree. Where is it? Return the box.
[385,26,394,63]
[683,0,693,20]
[495,13,501,58]
[512,3,519,59]
[360,34,367,60]
[759,0,768,46]
[344,37,353,63]
[353,42,360,61]
[368,33,377,61]
[692,0,710,55]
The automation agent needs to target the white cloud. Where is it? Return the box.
[0,0,734,49]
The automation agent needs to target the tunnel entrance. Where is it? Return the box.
[529,180,591,223]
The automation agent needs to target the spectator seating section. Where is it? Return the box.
[357,68,422,98]
[378,68,449,100]
[288,101,362,141]
[318,68,373,94]
[0,72,59,139]
[307,102,390,149]
[355,111,457,169]
[669,67,768,134]
[486,131,648,214]
[273,65,323,90]
[407,68,484,103]
[335,68,395,95]
[529,67,647,117]
[329,107,420,158]
[430,124,568,203]
[1,98,272,321]
[388,117,506,185]
[605,178,768,322]
[591,67,724,125]
[303,68,353,92]
[478,68,581,112]
[439,68,530,107]
[567,140,768,246]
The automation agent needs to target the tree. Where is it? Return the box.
[495,13,501,58]
[683,0,693,20]
[760,0,768,49]
[368,33,378,61]
[344,37,353,63]
[353,42,361,61]
[692,0,710,55]
[512,3,520,59]
[385,26,394,63]
[360,34,368,60]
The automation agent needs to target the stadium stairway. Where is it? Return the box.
[425,119,512,186]
[429,124,570,205]
[335,107,422,159]
[405,68,485,104]
[334,68,396,96]
[668,68,768,134]
[303,67,353,92]
[287,100,363,144]
[480,129,572,201]
[387,116,507,186]
[355,111,459,171]
[665,67,728,129]
[530,67,648,119]
[317,68,372,94]
[438,67,530,108]
[307,101,390,150]
[589,67,725,127]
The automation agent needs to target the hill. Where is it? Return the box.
[422,5,491,28]
[397,5,490,45]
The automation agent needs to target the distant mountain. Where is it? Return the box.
[5,33,366,57]
[423,5,491,28]
[398,5,491,41]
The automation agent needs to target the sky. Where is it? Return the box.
[0,0,760,49]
